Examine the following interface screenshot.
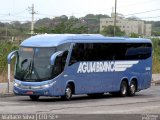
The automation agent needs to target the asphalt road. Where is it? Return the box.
[1,86,160,120]
[0,86,160,114]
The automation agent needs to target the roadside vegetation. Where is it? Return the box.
[0,42,18,82]
[152,38,160,73]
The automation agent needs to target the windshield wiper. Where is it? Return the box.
[31,60,40,80]
[23,60,32,79]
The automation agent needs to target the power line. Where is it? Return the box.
[0,2,160,23]
[124,9,160,17]
[117,0,158,11]
[36,6,160,21]
[0,13,11,18]
[140,16,160,19]
[0,19,29,22]
[101,0,159,15]
[37,13,77,18]
[0,9,27,17]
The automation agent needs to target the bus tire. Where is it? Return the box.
[29,95,39,101]
[119,81,128,97]
[128,81,136,96]
[61,84,73,101]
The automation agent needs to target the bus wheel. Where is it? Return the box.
[128,81,136,96]
[61,84,72,101]
[29,95,39,101]
[119,81,128,97]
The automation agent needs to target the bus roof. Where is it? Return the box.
[20,34,152,47]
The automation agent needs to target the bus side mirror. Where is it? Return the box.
[7,50,18,93]
[50,51,64,65]
[7,50,18,64]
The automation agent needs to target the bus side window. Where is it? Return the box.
[53,51,68,77]
[69,44,84,65]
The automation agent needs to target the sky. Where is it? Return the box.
[0,0,160,22]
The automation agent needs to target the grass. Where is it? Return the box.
[0,42,18,83]
[152,38,160,73]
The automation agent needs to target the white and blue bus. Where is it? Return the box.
[8,34,152,100]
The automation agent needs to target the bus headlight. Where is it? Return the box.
[37,81,57,89]
[14,82,21,87]
[40,84,50,89]
[14,81,56,89]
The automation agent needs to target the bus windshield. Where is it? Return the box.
[15,47,56,82]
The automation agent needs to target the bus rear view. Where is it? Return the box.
[8,34,152,100]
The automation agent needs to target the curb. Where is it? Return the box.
[151,80,160,86]
[0,93,14,98]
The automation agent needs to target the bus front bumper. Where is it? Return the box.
[14,87,52,96]
[13,81,56,96]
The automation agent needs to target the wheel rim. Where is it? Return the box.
[130,83,136,94]
[66,87,72,99]
[122,84,127,95]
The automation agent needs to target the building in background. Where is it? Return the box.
[100,12,152,37]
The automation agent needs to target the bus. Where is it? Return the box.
[7,34,152,100]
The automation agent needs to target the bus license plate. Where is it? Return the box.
[26,91,33,95]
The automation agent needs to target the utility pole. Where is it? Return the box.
[114,0,117,36]
[5,26,8,40]
[29,4,36,35]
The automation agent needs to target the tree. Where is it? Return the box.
[130,33,139,38]
[152,31,160,36]
[34,17,88,34]
[101,25,125,36]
